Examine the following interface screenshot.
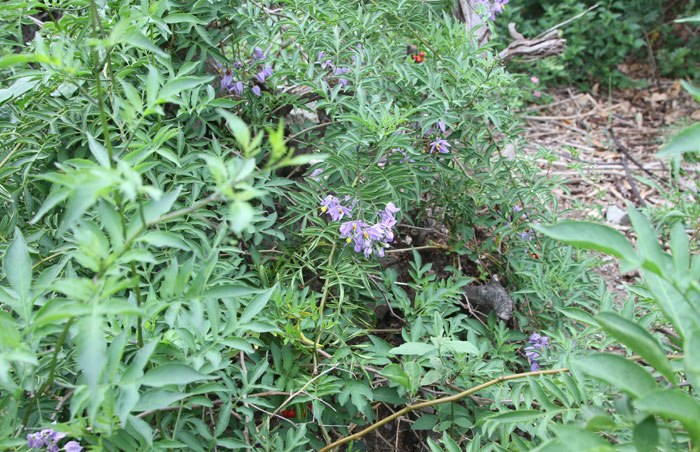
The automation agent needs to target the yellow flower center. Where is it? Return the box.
[321,206,328,213]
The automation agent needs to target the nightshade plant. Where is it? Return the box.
[1,0,694,451]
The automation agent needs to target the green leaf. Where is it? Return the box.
[77,315,107,388]
[550,425,614,451]
[412,414,438,430]
[204,284,259,299]
[627,204,668,274]
[487,410,549,423]
[657,123,700,156]
[388,342,436,356]
[128,415,153,446]
[0,53,52,69]
[380,363,411,389]
[635,389,700,444]
[685,331,700,388]
[596,312,675,383]
[633,416,659,452]
[133,389,189,412]
[218,110,250,149]
[534,221,638,265]
[163,13,209,24]
[576,353,657,398]
[142,188,181,223]
[141,364,215,387]
[121,30,168,58]
[216,438,249,449]
[239,286,275,324]
[159,76,214,101]
[229,201,254,234]
[4,228,32,319]
[439,340,478,355]
[138,231,189,250]
[680,80,700,102]
[86,132,110,167]
[670,222,690,274]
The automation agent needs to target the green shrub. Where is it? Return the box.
[498,0,700,87]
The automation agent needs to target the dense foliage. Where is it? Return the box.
[0,1,698,451]
[498,0,700,87]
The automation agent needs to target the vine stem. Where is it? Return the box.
[319,353,685,451]
[313,241,337,374]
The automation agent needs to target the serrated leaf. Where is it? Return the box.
[141,364,215,387]
[596,312,675,383]
[577,353,657,398]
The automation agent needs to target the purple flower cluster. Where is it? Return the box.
[340,203,399,257]
[317,52,351,87]
[479,0,510,21]
[524,333,549,371]
[319,196,400,258]
[27,429,82,452]
[320,195,352,222]
[216,45,273,97]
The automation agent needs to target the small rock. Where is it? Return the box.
[606,205,629,225]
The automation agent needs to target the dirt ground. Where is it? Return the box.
[518,73,699,295]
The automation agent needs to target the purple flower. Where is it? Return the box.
[524,332,550,371]
[255,66,273,84]
[333,67,350,76]
[436,120,447,134]
[340,220,368,243]
[27,433,45,449]
[519,230,534,241]
[63,441,83,452]
[253,46,266,60]
[251,85,261,97]
[320,195,352,222]
[317,51,326,62]
[220,73,234,92]
[231,81,244,96]
[27,429,69,451]
[394,148,414,164]
[338,78,349,87]
[429,138,451,154]
[321,59,334,69]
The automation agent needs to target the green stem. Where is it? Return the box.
[21,318,75,427]
[89,0,114,164]
[313,242,337,373]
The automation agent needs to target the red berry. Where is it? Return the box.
[419,51,425,57]
[281,409,296,418]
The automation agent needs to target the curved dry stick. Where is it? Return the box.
[319,367,569,452]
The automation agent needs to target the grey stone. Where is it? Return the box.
[606,205,630,225]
